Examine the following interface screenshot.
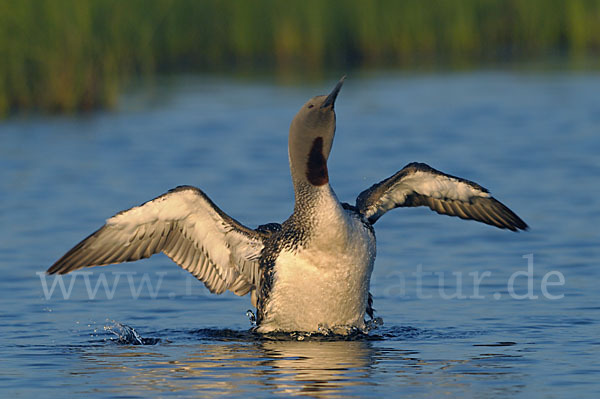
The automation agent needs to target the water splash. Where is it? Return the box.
[246,309,257,327]
[365,317,384,332]
[260,319,385,341]
[97,320,482,344]
[104,321,160,345]
[243,312,386,341]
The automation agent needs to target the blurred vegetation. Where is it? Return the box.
[1,0,600,116]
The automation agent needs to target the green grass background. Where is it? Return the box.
[1,0,599,116]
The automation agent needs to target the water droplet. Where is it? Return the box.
[246,309,256,327]
[104,321,145,345]
[365,316,384,332]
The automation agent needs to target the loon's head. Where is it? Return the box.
[288,76,345,187]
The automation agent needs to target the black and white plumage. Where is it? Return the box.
[48,186,265,299]
[48,77,527,333]
[356,162,527,230]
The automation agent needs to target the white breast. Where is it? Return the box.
[257,207,376,334]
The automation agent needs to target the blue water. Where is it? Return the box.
[1,71,599,398]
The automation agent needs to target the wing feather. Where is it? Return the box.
[47,186,268,297]
[356,162,527,231]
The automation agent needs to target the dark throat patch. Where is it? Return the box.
[306,137,329,186]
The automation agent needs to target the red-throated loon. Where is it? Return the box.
[47,77,527,334]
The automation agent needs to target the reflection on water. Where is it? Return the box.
[65,325,538,398]
[49,322,542,398]
[75,333,377,397]
[92,323,378,396]
[258,340,374,396]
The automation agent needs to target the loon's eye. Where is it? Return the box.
[307,104,314,109]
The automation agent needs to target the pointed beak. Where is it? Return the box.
[321,75,346,109]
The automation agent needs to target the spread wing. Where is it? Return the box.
[47,186,268,297]
[356,162,528,231]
